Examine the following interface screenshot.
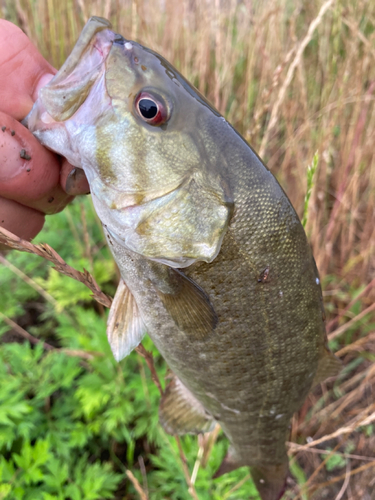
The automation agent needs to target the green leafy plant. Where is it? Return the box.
[0,199,260,499]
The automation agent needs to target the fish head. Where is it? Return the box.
[25,17,233,267]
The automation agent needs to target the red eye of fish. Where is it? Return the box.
[135,92,168,125]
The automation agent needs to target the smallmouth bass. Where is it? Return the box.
[25,17,341,500]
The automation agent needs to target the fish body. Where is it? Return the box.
[25,18,340,500]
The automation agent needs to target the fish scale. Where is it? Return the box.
[25,16,341,500]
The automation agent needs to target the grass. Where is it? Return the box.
[0,0,375,498]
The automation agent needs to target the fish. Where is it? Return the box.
[25,17,341,500]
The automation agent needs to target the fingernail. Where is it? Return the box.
[65,167,90,195]
[0,127,32,181]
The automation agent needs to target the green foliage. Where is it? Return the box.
[289,461,308,500]
[147,435,258,500]
[0,340,124,499]
[0,198,260,499]
[322,451,346,472]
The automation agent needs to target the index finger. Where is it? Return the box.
[0,20,55,120]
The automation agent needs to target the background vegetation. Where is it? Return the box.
[0,0,374,498]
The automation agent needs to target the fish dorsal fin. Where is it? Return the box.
[156,269,218,340]
[107,279,146,361]
[312,348,342,387]
[159,375,215,435]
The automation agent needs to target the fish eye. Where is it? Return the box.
[135,91,168,126]
[139,98,157,119]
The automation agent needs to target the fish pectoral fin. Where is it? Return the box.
[159,375,215,435]
[250,462,289,500]
[156,268,218,339]
[107,279,146,361]
[312,348,342,387]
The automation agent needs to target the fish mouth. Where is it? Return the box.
[91,174,188,211]
[93,37,113,60]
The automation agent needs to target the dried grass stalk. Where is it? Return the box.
[0,226,112,308]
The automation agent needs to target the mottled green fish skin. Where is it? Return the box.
[24,17,339,500]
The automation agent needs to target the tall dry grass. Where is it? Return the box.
[1,0,375,498]
[2,0,374,282]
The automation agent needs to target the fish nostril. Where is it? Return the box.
[113,34,125,45]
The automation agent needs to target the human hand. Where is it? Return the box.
[0,20,89,244]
